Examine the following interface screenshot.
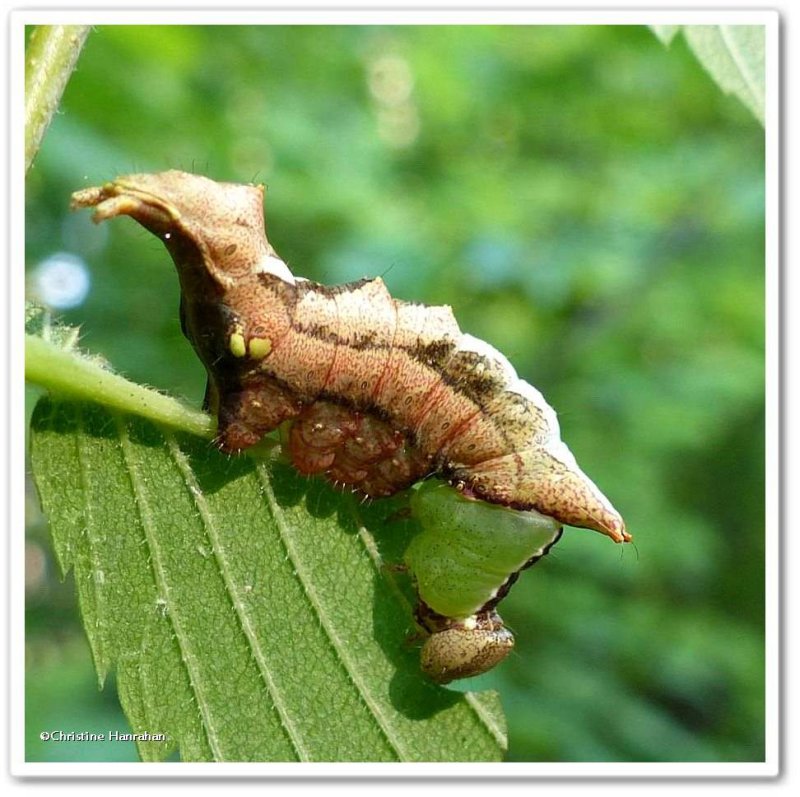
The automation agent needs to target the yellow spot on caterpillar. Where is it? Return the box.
[229,332,246,358]
[248,336,272,359]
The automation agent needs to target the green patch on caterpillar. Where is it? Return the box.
[407,479,563,684]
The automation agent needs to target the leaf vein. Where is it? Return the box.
[255,464,407,760]
[116,416,223,759]
[164,433,309,761]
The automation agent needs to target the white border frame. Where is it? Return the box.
[7,4,781,780]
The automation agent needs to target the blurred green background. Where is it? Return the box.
[25,24,765,762]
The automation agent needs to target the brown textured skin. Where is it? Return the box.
[414,601,514,684]
[71,171,630,543]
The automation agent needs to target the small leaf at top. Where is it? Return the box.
[650,25,680,46]
[650,24,765,125]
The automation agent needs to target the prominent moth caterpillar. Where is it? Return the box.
[408,480,562,683]
[71,171,630,682]
[70,171,629,546]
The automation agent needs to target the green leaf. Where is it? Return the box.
[650,26,680,46]
[28,395,507,761]
[650,25,765,125]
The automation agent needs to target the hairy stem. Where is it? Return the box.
[25,334,215,440]
[25,25,91,172]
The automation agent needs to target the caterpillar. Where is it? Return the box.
[70,170,629,547]
[72,171,630,682]
[407,480,562,683]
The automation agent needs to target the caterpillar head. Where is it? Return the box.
[70,170,275,287]
[419,610,515,685]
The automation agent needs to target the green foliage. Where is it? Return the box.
[25,25,90,171]
[25,24,766,763]
[28,387,506,761]
[651,25,765,124]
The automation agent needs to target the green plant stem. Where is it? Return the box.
[25,334,215,440]
[25,25,91,172]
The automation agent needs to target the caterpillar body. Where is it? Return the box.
[72,171,630,682]
[408,480,563,683]
[71,170,629,546]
